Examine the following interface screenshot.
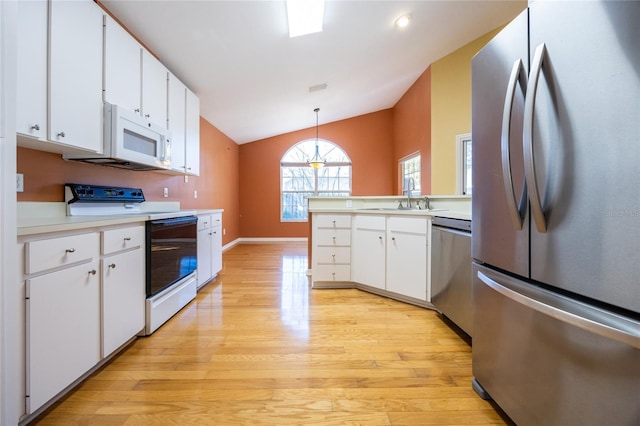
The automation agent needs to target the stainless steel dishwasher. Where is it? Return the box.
[431,216,472,337]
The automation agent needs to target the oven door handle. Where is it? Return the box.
[149,216,197,226]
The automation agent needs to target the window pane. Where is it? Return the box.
[401,154,421,192]
[282,167,314,191]
[282,191,314,221]
[463,140,472,195]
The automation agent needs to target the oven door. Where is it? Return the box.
[146,216,197,298]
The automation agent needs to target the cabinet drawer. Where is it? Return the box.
[102,225,145,255]
[25,233,99,274]
[210,212,222,226]
[197,214,212,231]
[314,265,351,282]
[314,246,351,264]
[388,216,428,235]
[315,229,351,246]
[315,214,351,229]
[353,214,386,231]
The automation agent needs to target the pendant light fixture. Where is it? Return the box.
[307,107,326,169]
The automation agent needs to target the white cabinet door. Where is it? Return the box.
[26,260,101,413]
[386,231,427,300]
[49,0,103,152]
[197,226,212,288]
[16,0,47,139]
[103,15,142,113]
[352,216,385,290]
[102,248,145,357]
[168,72,186,172]
[184,87,200,175]
[141,49,168,127]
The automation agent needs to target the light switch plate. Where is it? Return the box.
[16,174,24,192]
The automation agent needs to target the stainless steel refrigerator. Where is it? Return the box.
[471,1,640,424]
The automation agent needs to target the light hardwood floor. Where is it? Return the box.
[32,243,511,425]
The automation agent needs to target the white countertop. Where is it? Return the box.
[17,202,223,236]
[309,207,471,221]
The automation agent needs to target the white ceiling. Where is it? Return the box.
[100,0,526,144]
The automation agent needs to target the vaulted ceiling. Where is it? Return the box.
[101,0,526,144]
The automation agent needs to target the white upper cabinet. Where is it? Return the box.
[168,74,200,175]
[103,15,142,113]
[16,0,47,140]
[141,49,168,127]
[49,0,104,153]
[168,72,186,172]
[185,87,200,175]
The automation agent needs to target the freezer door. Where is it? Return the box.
[526,1,640,312]
[471,10,529,277]
[472,263,640,425]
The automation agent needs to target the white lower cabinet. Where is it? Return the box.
[386,217,428,301]
[350,215,429,301]
[312,213,352,285]
[351,215,386,290]
[25,233,101,414]
[101,225,145,357]
[197,212,223,288]
[23,224,146,415]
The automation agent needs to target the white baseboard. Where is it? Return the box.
[222,237,308,252]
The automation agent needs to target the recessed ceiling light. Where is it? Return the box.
[395,14,412,29]
[287,0,325,38]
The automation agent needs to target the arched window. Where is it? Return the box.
[281,139,352,222]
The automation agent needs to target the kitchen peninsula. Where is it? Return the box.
[308,195,471,309]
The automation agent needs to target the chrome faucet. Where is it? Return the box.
[406,177,415,209]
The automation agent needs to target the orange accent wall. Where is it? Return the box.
[392,67,432,195]
[16,117,240,246]
[239,110,394,238]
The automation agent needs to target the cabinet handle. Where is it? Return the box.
[187,167,192,170]
[30,124,40,131]
[204,222,208,225]
[135,108,140,113]
[332,236,336,242]
[65,248,76,253]
[145,114,150,118]
[331,272,336,280]
[57,131,65,138]
[88,269,97,275]
[332,220,336,226]
[213,231,217,234]
[123,237,131,241]
[332,254,336,260]
[108,263,116,269]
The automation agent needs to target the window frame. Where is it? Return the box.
[456,133,472,195]
[280,139,352,222]
[399,152,421,195]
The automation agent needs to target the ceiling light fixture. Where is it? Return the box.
[287,0,325,38]
[307,108,326,169]
[395,14,412,29]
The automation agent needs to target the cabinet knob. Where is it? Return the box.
[123,237,131,241]
[332,220,336,225]
[65,248,76,253]
[30,124,40,131]
[187,167,192,170]
[378,236,383,240]
[392,237,396,241]
[108,263,116,269]
[88,269,97,275]
[331,272,336,280]
[57,131,66,138]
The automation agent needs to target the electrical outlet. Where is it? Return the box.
[163,187,169,198]
[223,228,226,235]
[184,175,189,183]
[194,190,198,199]
[16,174,24,192]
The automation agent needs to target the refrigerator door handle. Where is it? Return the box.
[523,43,548,233]
[501,59,528,230]
[478,270,640,350]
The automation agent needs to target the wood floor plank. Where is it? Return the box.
[31,243,509,425]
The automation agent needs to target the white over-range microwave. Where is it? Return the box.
[63,103,171,171]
